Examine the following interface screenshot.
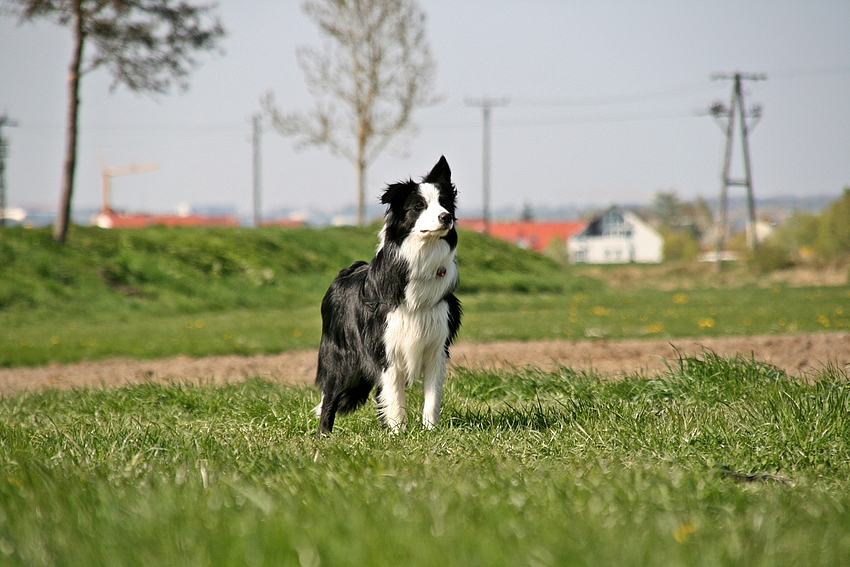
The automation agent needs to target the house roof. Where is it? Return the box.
[573,205,655,238]
[96,211,239,229]
[459,219,588,252]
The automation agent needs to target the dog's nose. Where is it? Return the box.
[438,212,453,226]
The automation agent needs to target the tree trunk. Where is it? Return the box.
[53,3,84,244]
[356,158,366,227]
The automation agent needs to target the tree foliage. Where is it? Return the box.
[9,0,225,92]
[770,187,850,261]
[264,0,438,226]
[4,0,225,243]
[651,190,714,261]
[819,187,850,257]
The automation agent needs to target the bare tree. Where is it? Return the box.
[263,0,438,226]
[3,0,225,243]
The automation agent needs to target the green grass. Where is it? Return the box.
[2,225,849,367]
[1,354,849,565]
[461,285,850,342]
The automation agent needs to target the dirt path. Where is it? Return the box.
[2,332,848,395]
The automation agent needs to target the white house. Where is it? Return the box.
[568,206,664,264]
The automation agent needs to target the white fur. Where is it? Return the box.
[380,300,451,430]
[413,184,451,234]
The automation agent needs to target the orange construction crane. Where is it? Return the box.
[99,159,157,214]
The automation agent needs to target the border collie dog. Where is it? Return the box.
[313,156,461,435]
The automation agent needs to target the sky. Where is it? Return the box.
[1,0,849,222]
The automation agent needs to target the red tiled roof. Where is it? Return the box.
[459,219,588,252]
[98,211,239,228]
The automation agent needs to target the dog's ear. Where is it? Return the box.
[380,181,413,205]
[423,156,451,186]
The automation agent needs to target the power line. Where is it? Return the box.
[766,65,850,80]
[512,80,720,108]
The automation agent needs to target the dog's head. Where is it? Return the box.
[379,156,457,246]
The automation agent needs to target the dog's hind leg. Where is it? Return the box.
[377,365,407,432]
[422,349,447,430]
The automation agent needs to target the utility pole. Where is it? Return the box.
[709,72,765,259]
[0,113,19,227]
[252,113,262,228]
[465,97,509,234]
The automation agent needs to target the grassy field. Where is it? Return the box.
[2,225,849,367]
[1,354,849,565]
[3,227,850,565]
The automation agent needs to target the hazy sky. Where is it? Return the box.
[1,1,848,220]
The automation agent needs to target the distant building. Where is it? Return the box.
[95,210,239,229]
[568,206,663,264]
[460,219,588,253]
[1,207,27,224]
[260,218,306,228]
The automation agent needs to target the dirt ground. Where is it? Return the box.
[1,332,848,395]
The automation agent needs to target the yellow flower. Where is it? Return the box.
[697,318,715,328]
[673,521,696,543]
[591,306,610,316]
[673,293,688,304]
[646,323,664,334]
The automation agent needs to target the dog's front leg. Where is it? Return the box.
[422,351,447,430]
[378,365,407,432]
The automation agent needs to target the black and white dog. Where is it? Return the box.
[313,156,461,434]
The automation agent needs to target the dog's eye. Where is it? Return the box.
[413,201,426,211]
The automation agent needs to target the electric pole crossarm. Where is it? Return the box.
[711,72,767,82]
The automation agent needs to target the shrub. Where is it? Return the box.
[661,227,700,261]
[747,241,795,273]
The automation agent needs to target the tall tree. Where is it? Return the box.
[4,0,225,243]
[263,0,438,226]
[651,190,683,228]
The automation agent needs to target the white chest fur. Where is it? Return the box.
[383,235,456,383]
[384,300,450,382]
[397,237,458,310]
